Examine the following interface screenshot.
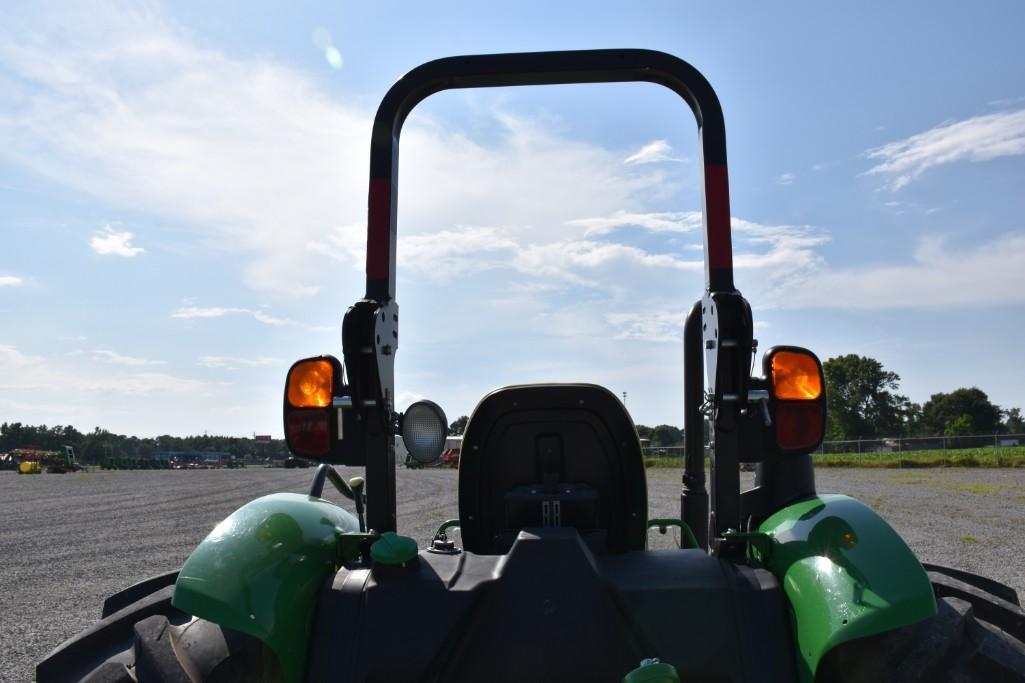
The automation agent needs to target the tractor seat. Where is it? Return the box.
[457,384,648,555]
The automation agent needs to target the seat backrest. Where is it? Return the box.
[458,383,648,554]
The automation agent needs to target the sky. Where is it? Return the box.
[1,1,1024,438]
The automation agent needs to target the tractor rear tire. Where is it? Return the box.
[36,579,278,682]
[817,570,1025,682]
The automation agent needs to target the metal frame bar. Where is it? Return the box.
[682,300,709,549]
[364,49,735,302]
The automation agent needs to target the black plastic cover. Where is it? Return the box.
[307,528,796,682]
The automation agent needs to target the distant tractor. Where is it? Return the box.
[46,446,82,474]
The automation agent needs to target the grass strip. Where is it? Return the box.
[643,446,1025,469]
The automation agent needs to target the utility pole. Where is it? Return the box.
[622,391,628,407]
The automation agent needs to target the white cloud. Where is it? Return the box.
[91,349,166,366]
[171,306,294,326]
[398,226,519,279]
[318,222,701,287]
[776,172,797,186]
[865,109,1025,190]
[199,355,283,370]
[0,6,675,298]
[512,239,698,286]
[605,312,687,342]
[396,390,426,408]
[0,274,23,286]
[397,112,669,242]
[0,343,209,396]
[623,140,683,165]
[0,5,368,295]
[606,309,766,343]
[171,306,248,319]
[566,210,702,237]
[315,209,829,334]
[251,311,292,326]
[90,225,144,257]
[775,232,1025,309]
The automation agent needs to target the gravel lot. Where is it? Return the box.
[3,466,1024,682]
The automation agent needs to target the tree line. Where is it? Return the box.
[0,423,289,462]
[448,416,687,446]
[4,355,1019,455]
[823,354,1021,441]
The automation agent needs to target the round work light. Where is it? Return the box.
[401,400,448,464]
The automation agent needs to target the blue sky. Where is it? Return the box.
[2,1,1024,437]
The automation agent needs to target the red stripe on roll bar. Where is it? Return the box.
[366,178,391,280]
[704,164,733,272]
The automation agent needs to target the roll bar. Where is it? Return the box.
[351,50,747,534]
[364,48,736,300]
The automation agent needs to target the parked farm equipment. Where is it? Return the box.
[10,446,81,474]
[101,457,172,470]
[39,49,1025,682]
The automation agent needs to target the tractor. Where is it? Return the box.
[38,49,1025,682]
[45,445,83,474]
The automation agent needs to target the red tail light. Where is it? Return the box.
[286,410,331,458]
[775,402,824,451]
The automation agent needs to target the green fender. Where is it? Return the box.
[172,493,364,683]
[756,494,937,681]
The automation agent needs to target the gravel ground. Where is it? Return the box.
[2,466,1024,682]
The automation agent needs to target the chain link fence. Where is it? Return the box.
[640,433,1025,459]
[818,433,1025,455]
[641,446,686,459]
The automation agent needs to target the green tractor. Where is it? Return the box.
[45,446,83,473]
[38,50,1025,682]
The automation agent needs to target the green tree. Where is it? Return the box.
[903,402,923,436]
[920,388,1002,436]
[448,415,469,436]
[944,414,975,436]
[650,424,683,447]
[634,424,653,441]
[1003,408,1024,433]
[823,354,910,440]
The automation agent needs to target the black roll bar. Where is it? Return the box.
[355,49,743,534]
[364,49,736,302]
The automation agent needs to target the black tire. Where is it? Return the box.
[36,578,279,682]
[818,570,1025,682]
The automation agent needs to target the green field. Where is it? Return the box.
[644,446,1025,469]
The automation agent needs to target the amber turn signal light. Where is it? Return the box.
[286,358,334,408]
[762,346,827,455]
[771,350,822,400]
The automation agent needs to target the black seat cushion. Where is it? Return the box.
[458,384,647,554]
